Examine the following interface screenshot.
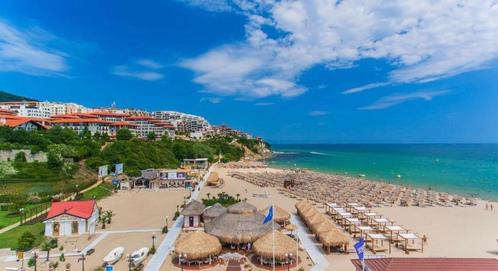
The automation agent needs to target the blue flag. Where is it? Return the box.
[263,206,273,224]
[354,238,365,261]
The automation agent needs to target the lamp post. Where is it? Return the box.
[77,252,85,271]
[151,232,156,249]
[180,253,187,271]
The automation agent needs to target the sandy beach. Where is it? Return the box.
[209,164,498,271]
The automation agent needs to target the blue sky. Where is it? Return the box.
[1,0,498,143]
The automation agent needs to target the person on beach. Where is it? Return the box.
[491,203,494,211]
[486,203,489,210]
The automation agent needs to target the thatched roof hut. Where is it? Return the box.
[253,230,297,261]
[181,200,205,216]
[319,230,349,254]
[228,201,257,215]
[311,221,335,235]
[205,211,274,244]
[260,206,290,224]
[203,203,227,221]
[175,231,221,260]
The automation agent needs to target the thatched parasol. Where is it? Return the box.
[304,213,325,225]
[228,201,257,214]
[319,230,349,247]
[204,212,275,244]
[295,200,311,210]
[181,200,205,216]
[203,203,227,220]
[175,231,222,260]
[284,224,298,232]
[260,206,290,223]
[253,230,297,260]
[311,221,335,235]
[299,206,316,217]
[207,172,220,186]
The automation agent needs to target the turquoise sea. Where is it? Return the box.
[269,144,498,200]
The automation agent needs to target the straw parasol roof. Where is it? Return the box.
[284,224,298,232]
[203,203,227,220]
[260,206,290,223]
[207,172,220,185]
[181,200,205,216]
[253,230,297,260]
[311,221,335,234]
[305,213,325,225]
[319,230,349,247]
[228,201,257,214]
[175,231,222,260]
[205,212,275,244]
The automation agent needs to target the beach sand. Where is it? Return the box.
[210,165,498,271]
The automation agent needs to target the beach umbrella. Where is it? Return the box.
[175,231,222,260]
[260,206,290,224]
[253,230,297,261]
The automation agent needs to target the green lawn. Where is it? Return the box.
[0,222,45,250]
[0,203,48,230]
[81,182,114,200]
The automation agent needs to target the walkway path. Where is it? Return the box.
[290,214,330,271]
[144,166,213,271]
[0,180,103,235]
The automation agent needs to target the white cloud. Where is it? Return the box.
[113,59,164,81]
[136,59,163,69]
[342,82,390,95]
[309,110,328,117]
[200,97,222,104]
[177,0,234,12]
[181,0,498,98]
[358,90,449,110]
[255,102,273,106]
[0,20,68,75]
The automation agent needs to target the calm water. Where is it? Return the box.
[269,144,498,200]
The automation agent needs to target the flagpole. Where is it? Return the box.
[296,235,299,271]
[272,204,275,271]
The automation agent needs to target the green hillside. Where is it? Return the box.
[0,90,35,102]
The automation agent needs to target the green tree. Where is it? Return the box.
[116,128,133,141]
[17,231,36,251]
[147,132,156,141]
[14,151,27,163]
[41,238,58,261]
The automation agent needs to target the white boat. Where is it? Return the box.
[358,174,366,178]
[396,174,402,178]
[130,247,149,266]
[103,246,124,265]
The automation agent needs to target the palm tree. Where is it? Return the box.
[206,193,211,199]
[41,238,58,261]
[236,193,240,200]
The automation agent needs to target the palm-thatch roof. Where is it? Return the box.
[260,206,290,223]
[305,213,326,226]
[227,201,257,215]
[253,230,297,260]
[204,212,275,244]
[319,230,349,247]
[203,203,227,219]
[181,200,205,216]
[207,172,220,185]
[311,221,335,235]
[175,231,221,260]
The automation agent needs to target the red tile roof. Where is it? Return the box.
[126,116,154,120]
[111,121,138,127]
[352,258,498,271]
[0,109,15,115]
[0,115,47,129]
[46,200,97,220]
[90,111,130,117]
[49,118,110,124]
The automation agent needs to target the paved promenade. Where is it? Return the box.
[144,166,211,271]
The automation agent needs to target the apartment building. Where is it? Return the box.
[153,111,209,134]
[0,101,90,118]
[125,115,175,139]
